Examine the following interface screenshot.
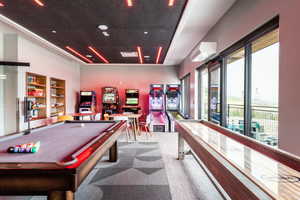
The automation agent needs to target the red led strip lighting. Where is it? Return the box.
[126,0,133,7]
[66,46,93,63]
[88,46,109,64]
[34,0,44,6]
[156,46,163,64]
[137,46,144,64]
[168,0,175,7]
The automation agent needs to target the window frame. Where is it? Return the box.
[197,15,279,140]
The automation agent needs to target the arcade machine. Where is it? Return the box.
[78,91,96,120]
[165,84,184,132]
[78,91,96,113]
[122,89,141,114]
[102,87,119,117]
[147,84,169,132]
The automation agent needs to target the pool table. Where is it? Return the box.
[0,120,126,200]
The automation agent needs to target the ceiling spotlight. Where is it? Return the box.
[51,30,57,34]
[98,25,108,31]
[34,0,45,7]
[86,55,93,58]
[102,31,110,37]
[144,31,148,35]
[0,2,4,7]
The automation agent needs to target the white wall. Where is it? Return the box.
[179,0,300,156]
[0,20,80,131]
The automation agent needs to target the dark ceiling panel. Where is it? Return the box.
[0,0,187,64]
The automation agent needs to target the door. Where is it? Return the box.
[0,65,20,136]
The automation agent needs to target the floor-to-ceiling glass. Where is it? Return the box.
[209,64,221,124]
[226,48,245,134]
[251,29,279,146]
[200,68,208,120]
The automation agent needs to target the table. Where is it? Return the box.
[0,120,126,200]
[72,112,99,120]
[176,120,300,200]
[110,113,142,141]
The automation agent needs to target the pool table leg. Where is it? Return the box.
[48,190,74,200]
[109,141,118,162]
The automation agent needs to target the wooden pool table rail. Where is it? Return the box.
[0,120,127,200]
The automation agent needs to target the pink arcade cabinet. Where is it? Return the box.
[147,84,169,132]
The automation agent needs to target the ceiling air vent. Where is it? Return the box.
[120,51,138,58]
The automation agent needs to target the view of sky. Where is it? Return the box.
[227,43,279,106]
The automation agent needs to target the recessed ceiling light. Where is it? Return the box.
[144,31,148,35]
[102,31,110,37]
[98,25,108,31]
[52,30,57,34]
[86,55,93,58]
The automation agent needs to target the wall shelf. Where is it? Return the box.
[50,77,66,117]
[26,72,47,121]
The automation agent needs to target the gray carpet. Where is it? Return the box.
[0,142,172,200]
[76,142,172,200]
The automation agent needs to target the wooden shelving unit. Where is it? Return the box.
[50,77,66,117]
[26,72,47,121]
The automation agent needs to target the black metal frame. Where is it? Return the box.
[197,15,279,138]
[0,61,30,67]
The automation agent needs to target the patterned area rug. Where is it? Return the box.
[75,142,172,200]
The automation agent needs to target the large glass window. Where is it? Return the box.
[251,29,279,146]
[180,74,190,118]
[196,17,279,147]
[226,48,245,134]
[209,64,221,124]
[200,68,208,120]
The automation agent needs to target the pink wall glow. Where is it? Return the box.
[80,65,179,120]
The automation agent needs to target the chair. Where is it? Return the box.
[139,113,152,139]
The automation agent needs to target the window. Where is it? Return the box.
[180,74,190,118]
[251,29,279,146]
[196,16,279,147]
[209,64,221,124]
[200,68,208,120]
[226,48,245,134]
